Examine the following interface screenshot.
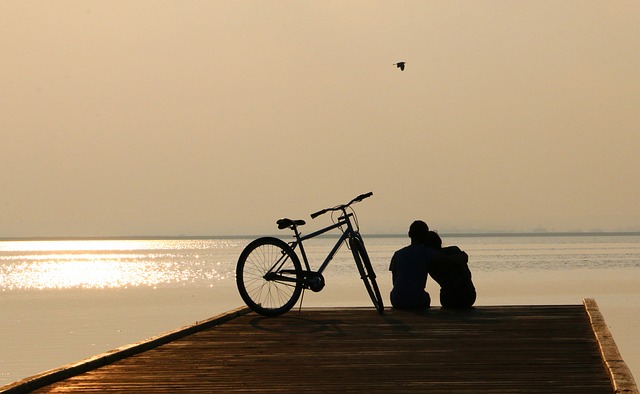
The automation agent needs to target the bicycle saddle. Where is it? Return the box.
[277,218,306,229]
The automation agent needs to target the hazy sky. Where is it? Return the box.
[2,1,639,237]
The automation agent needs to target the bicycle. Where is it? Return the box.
[236,192,384,317]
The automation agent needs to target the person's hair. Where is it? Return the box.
[408,220,429,241]
[424,231,442,249]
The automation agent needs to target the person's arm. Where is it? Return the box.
[438,246,468,264]
[389,251,397,271]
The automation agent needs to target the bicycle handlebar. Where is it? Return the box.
[310,192,373,219]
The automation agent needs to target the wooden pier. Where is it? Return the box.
[2,299,637,393]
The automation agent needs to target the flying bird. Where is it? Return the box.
[394,62,406,71]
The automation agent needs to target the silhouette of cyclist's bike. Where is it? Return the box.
[236,192,384,316]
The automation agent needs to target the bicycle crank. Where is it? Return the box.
[304,272,325,292]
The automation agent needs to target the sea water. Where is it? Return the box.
[1,234,639,386]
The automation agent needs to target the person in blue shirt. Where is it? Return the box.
[388,220,432,308]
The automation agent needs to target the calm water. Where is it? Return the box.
[3,234,639,290]
[1,234,639,386]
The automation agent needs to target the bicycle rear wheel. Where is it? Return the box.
[349,237,384,314]
[236,237,303,317]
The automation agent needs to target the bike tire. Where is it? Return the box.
[350,237,384,314]
[236,237,303,317]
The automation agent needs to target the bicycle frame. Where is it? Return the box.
[289,212,359,275]
[236,191,383,316]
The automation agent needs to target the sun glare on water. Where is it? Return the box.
[0,240,160,253]
[0,239,236,290]
[8,260,170,290]
[2,257,173,290]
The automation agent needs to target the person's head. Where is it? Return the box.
[424,230,442,249]
[408,220,429,244]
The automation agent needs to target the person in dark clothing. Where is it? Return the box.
[389,220,432,308]
[389,221,469,309]
[423,231,476,309]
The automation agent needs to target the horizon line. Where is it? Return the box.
[2,231,640,242]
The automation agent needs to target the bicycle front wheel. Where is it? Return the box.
[350,237,384,314]
[236,237,303,317]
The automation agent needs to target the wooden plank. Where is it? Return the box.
[0,306,252,394]
[584,298,639,394]
[3,304,628,393]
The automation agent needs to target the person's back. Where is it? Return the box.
[424,232,476,308]
[389,243,434,308]
[388,220,435,309]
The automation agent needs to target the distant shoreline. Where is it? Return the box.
[2,231,640,242]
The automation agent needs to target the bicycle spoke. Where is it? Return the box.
[236,237,302,316]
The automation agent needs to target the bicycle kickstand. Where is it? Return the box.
[297,288,306,314]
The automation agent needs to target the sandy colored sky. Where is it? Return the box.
[1,1,639,237]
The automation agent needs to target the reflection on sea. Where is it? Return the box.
[0,239,245,290]
[1,235,639,290]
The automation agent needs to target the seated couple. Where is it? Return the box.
[389,220,476,309]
